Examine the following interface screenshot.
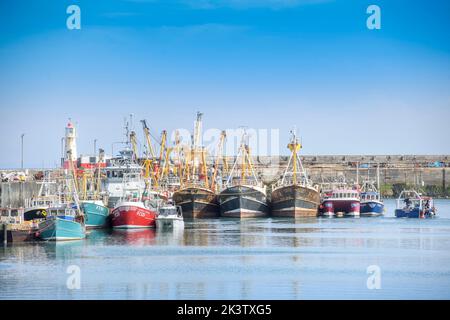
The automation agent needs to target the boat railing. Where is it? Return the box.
[273,177,312,189]
[225,176,262,188]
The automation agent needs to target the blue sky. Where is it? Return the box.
[0,0,449,168]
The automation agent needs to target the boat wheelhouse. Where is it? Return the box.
[104,149,145,208]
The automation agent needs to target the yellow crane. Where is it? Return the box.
[140,120,156,159]
[157,130,167,183]
[159,147,173,183]
[140,120,158,187]
[94,149,105,198]
[200,147,209,188]
[173,130,183,182]
[288,135,302,184]
[210,130,227,192]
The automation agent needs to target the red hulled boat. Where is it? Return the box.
[320,187,360,217]
[111,201,157,229]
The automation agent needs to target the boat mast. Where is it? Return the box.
[67,150,82,216]
[281,130,308,186]
[191,111,203,181]
[95,148,104,199]
[376,162,380,192]
[211,130,227,192]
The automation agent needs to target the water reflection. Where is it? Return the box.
[1,199,450,299]
[111,229,156,246]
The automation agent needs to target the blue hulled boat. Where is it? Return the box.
[360,181,384,217]
[81,200,110,228]
[395,190,437,218]
[37,204,86,241]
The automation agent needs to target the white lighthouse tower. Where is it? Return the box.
[63,119,78,169]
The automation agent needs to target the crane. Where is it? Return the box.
[140,119,158,186]
[157,130,167,182]
[140,120,156,159]
[210,130,227,192]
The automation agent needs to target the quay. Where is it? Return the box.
[1,154,449,209]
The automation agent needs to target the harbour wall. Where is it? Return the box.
[1,155,449,207]
[0,182,40,208]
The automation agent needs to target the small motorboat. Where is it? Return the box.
[395,190,437,218]
[156,204,184,230]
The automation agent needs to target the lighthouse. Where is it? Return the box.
[63,119,78,169]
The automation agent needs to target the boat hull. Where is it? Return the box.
[360,201,384,217]
[156,217,184,230]
[219,185,269,218]
[320,199,360,217]
[81,201,110,228]
[111,203,157,229]
[37,217,85,241]
[172,187,219,218]
[271,184,320,217]
[395,208,435,218]
[0,227,37,243]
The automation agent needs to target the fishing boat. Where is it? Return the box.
[104,117,146,209]
[36,166,86,241]
[36,203,86,240]
[320,183,360,217]
[271,131,320,217]
[78,150,110,228]
[111,173,159,229]
[395,190,437,218]
[81,200,110,228]
[156,203,184,230]
[172,112,219,218]
[172,185,218,218]
[23,171,60,221]
[218,132,269,218]
[357,163,384,217]
[360,181,384,217]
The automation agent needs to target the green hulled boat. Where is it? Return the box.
[81,200,110,228]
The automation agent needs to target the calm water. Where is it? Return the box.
[1,199,450,300]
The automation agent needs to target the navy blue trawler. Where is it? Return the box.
[395,190,437,218]
[360,181,384,217]
[218,132,269,218]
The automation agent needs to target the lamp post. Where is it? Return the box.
[61,137,65,167]
[21,133,25,169]
[94,139,97,155]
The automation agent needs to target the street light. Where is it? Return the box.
[61,137,65,167]
[21,133,25,169]
[94,139,97,155]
